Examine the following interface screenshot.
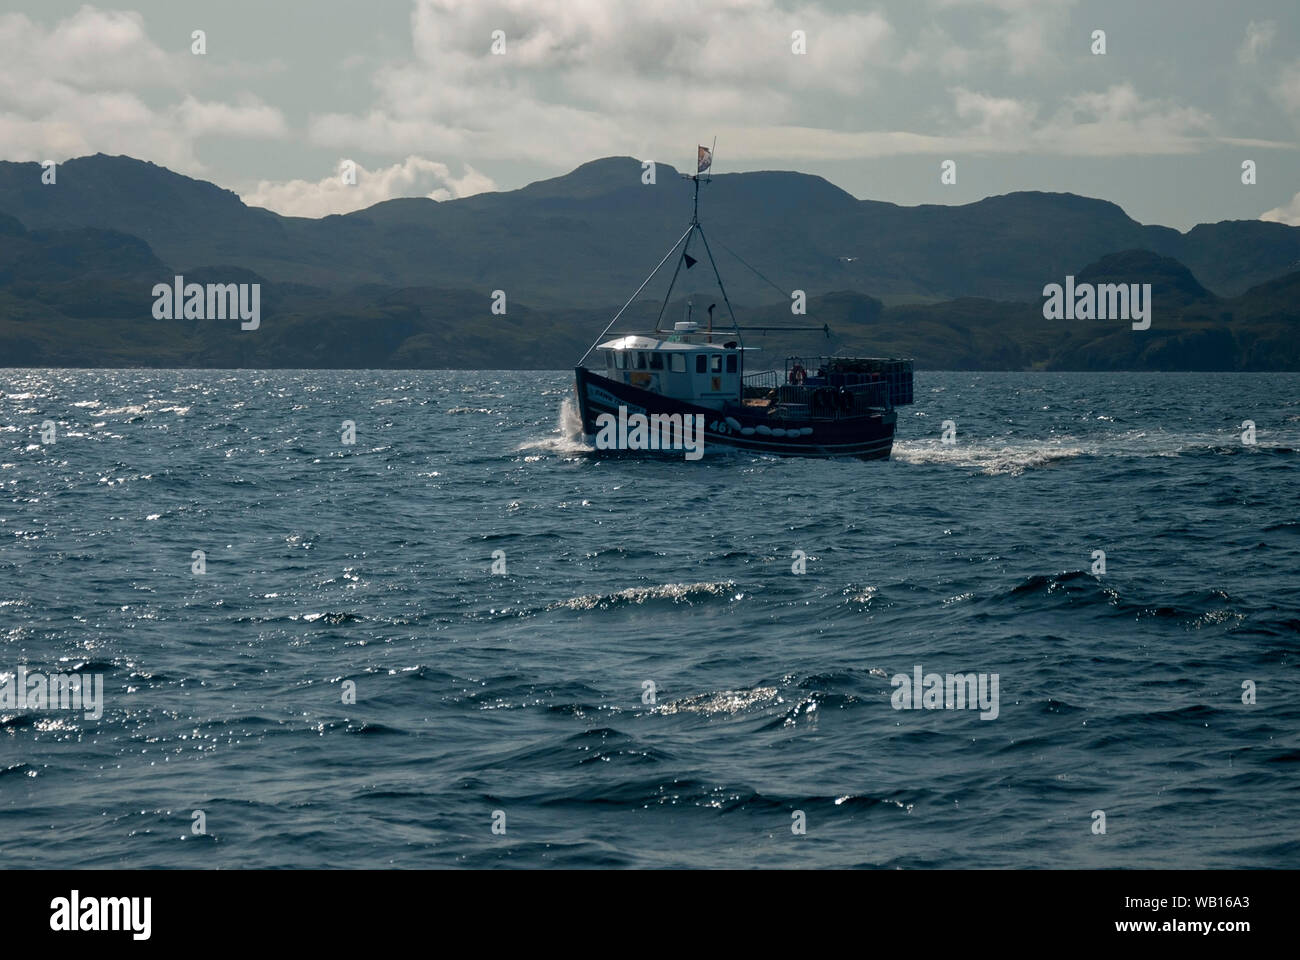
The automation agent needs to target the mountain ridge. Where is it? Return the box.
[1,154,1296,306]
[0,205,1295,371]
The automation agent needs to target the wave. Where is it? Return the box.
[1181,444,1297,457]
[891,441,1086,475]
[893,428,1297,474]
[548,580,740,612]
[654,686,780,716]
[231,611,365,625]
[513,773,918,816]
[345,721,407,736]
[517,396,594,456]
[991,572,1258,633]
[478,727,675,771]
[1005,569,1106,599]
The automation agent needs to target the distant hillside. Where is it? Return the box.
[0,211,1295,370]
[1,155,1298,309]
[739,250,1298,371]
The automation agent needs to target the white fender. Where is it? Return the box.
[799,427,814,436]
[771,428,787,437]
[755,424,772,435]
[725,416,742,431]
[740,427,755,435]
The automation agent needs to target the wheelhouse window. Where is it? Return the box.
[670,354,686,373]
[636,352,647,370]
[649,352,664,370]
[614,351,627,370]
[726,355,737,373]
[711,354,723,373]
[696,355,707,374]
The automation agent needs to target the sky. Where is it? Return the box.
[0,0,1297,230]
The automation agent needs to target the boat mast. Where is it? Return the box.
[651,147,741,349]
[578,144,744,366]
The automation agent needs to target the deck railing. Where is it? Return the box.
[741,373,891,419]
[783,356,914,406]
[741,370,779,391]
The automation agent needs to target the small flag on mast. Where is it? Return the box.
[697,145,712,174]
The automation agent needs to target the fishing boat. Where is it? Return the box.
[573,146,913,459]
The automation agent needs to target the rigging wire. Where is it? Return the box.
[710,236,791,300]
[576,222,695,366]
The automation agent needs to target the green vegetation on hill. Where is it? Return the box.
[0,209,1295,369]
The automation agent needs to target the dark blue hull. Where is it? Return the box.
[574,367,896,460]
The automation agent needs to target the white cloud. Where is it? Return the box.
[0,7,173,90]
[0,0,1275,202]
[310,0,899,166]
[898,25,975,76]
[177,96,287,139]
[308,0,1217,168]
[1238,20,1276,65]
[242,156,497,217]
[1261,190,1300,226]
[0,6,286,172]
[426,163,497,201]
[934,0,1077,74]
[1033,84,1213,156]
[952,87,1037,137]
[1276,61,1300,115]
[908,84,1214,156]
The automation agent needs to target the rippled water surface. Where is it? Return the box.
[1,369,1297,868]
